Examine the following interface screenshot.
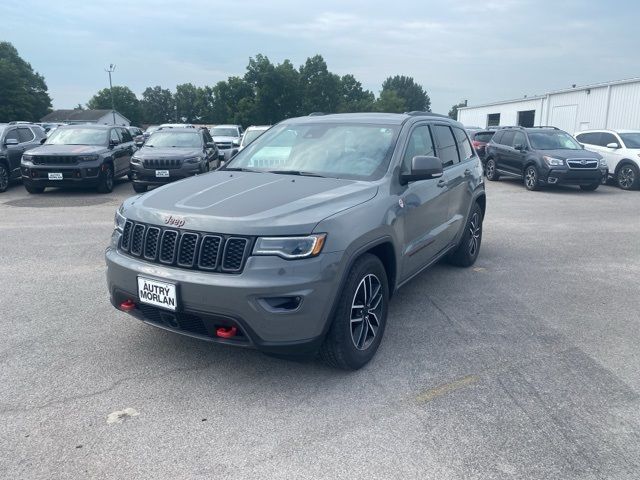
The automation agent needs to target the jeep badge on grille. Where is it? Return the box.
[164,215,186,228]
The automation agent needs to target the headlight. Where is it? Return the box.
[114,205,127,232]
[78,155,99,162]
[543,156,564,166]
[184,157,201,164]
[253,234,327,259]
[599,158,608,168]
[22,154,33,162]
[130,156,141,164]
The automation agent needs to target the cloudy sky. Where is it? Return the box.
[4,0,639,114]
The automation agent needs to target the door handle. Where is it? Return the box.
[437,179,446,188]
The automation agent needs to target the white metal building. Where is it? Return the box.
[40,109,131,126]
[457,77,640,134]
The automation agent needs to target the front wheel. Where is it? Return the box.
[24,182,45,194]
[524,165,540,191]
[447,202,483,267]
[0,163,9,192]
[579,183,599,191]
[485,159,499,181]
[132,183,147,193]
[97,164,114,193]
[617,164,639,190]
[320,254,389,370]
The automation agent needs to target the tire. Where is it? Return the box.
[617,163,639,190]
[0,163,9,192]
[524,165,540,191]
[485,158,499,181]
[24,182,45,194]
[579,183,599,191]
[447,202,483,268]
[97,164,114,193]
[127,172,133,182]
[132,182,147,193]
[319,254,389,370]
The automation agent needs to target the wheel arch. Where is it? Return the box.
[614,159,639,174]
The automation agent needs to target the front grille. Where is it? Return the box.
[138,305,208,336]
[142,158,182,169]
[216,142,233,150]
[32,156,78,165]
[120,221,252,274]
[567,159,598,169]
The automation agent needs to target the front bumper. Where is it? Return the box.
[21,160,104,187]
[542,167,608,186]
[218,148,239,161]
[105,243,345,354]
[130,163,202,186]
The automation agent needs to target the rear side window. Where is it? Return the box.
[402,125,436,173]
[433,125,460,167]
[500,131,515,146]
[575,132,600,145]
[513,131,527,148]
[453,127,473,160]
[491,131,503,144]
[18,127,35,143]
[599,132,618,147]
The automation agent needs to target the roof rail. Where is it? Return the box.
[405,111,450,119]
[8,121,33,125]
[497,125,559,130]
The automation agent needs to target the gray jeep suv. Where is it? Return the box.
[106,112,486,369]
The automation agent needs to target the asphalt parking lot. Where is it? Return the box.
[1,178,639,479]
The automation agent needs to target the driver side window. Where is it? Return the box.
[5,129,19,142]
[110,129,120,144]
[401,126,435,174]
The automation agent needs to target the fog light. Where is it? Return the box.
[259,296,302,312]
[547,177,558,184]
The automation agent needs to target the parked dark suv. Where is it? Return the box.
[484,126,607,191]
[129,127,219,193]
[106,113,486,369]
[0,123,46,192]
[21,125,135,194]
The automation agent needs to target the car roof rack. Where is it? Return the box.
[405,111,450,119]
[8,121,33,125]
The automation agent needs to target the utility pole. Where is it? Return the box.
[105,64,116,125]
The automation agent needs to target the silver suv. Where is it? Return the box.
[106,113,486,369]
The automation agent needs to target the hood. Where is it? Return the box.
[27,144,107,156]
[135,147,203,159]
[212,136,239,143]
[540,149,602,160]
[123,171,378,236]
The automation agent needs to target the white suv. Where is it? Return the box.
[575,129,640,190]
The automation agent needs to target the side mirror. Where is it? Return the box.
[40,138,46,144]
[232,139,240,147]
[606,142,620,149]
[5,138,19,146]
[514,143,527,151]
[109,139,119,147]
[400,156,444,185]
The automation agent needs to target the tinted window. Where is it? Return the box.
[433,125,459,167]
[619,133,640,148]
[513,131,527,148]
[5,129,19,142]
[500,131,515,146]
[600,132,618,147]
[474,132,494,143]
[119,128,133,143]
[528,131,582,150]
[453,127,473,160]
[575,132,600,145]
[402,125,436,173]
[18,127,35,143]
[203,129,213,143]
[491,131,503,144]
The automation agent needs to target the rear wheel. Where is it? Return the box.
[24,182,45,194]
[132,182,147,193]
[485,159,499,181]
[320,254,388,370]
[0,163,9,192]
[447,202,483,267]
[617,164,639,190]
[579,183,599,191]
[524,165,540,191]
[97,164,114,193]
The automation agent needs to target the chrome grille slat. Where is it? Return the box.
[142,159,182,169]
[567,158,598,170]
[119,222,250,274]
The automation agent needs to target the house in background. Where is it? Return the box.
[40,109,131,126]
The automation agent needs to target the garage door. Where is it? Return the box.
[550,105,577,132]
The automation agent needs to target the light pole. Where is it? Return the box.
[105,64,116,125]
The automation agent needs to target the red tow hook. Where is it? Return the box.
[216,326,237,339]
[119,299,136,312]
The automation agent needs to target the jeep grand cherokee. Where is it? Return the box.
[106,112,486,369]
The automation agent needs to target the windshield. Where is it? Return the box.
[211,127,239,137]
[227,123,399,180]
[45,128,108,146]
[241,129,267,146]
[620,133,640,149]
[528,131,582,150]
[146,131,202,148]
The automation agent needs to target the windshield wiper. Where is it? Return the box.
[268,170,326,178]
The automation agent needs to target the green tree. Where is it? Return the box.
[299,55,341,114]
[381,75,430,112]
[0,42,52,122]
[174,83,201,123]
[338,74,375,112]
[140,86,175,124]
[374,90,406,113]
[448,101,467,120]
[211,76,255,125]
[87,86,141,125]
